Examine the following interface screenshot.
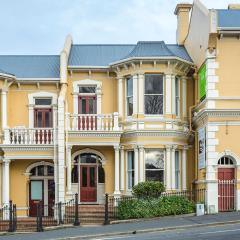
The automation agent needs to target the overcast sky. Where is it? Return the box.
[0,0,236,55]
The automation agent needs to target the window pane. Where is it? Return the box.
[30,167,36,176]
[36,111,43,127]
[145,74,163,94]
[127,151,134,170]
[145,150,164,169]
[79,86,96,93]
[80,154,97,164]
[45,111,52,128]
[81,98,87,114]
[90,167,96,187]
[71,165,78,183]
[47,166,54,176]
[98,166,105,183]
[82,167,87,187]
[37,165,44,176]
[31,181,43,200]
[35,98,52,105]
[126,77,133,96]
[175,151,180,189]
[146,170,164,182]
[128,171,134,189]
[145,95,163,114]
[127,97,133,116]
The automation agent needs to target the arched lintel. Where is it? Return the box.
[25,161,54,174]
[216,150,240,166]
[72,148,106,165]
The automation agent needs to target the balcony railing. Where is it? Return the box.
[3,128,54,145]
[66,113,120,131]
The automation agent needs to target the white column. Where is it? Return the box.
[114,145,120,195]
[120,147,125,191]
[182,77,187,119]
[171,75,176,115]
[165,75,172,115]
[134,146,139,186]
[118,78,123,117]
[138,74,144,115]
[2,159,10,205]
[182,146,187,190]
[1,90,8,129]
[139,146,144,182]
[165,146,171,190]
[133,74,138,115]
[67,145,72,194]
[171,146,176,190]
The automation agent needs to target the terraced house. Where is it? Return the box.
[0,0,240,218]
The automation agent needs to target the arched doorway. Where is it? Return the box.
[218,156,235,212]
[72,152,105,203]
[27,162,54,216]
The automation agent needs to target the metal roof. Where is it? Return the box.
[217,9,240,29]
[69,42,192,67]
[68,44,135,67]
[0,55,60,79]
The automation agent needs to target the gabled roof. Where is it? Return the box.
[0,55,60,79]
[68,42,192,67]
[68,44,135,67]
[217,9,240,29]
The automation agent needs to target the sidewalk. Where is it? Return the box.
[1,211,240,240]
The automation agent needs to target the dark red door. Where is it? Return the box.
[29,180,44,217]
[80,165,97,202]
[34,108,53,143]
[48,180,55,216]
[218,168,235,211]
[78,96,97,130]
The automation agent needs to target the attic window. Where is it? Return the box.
[35,98,52,105]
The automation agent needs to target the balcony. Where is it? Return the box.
[66,113,120,132]
[3,128,54,145]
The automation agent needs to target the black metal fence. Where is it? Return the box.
[0,201,17,232]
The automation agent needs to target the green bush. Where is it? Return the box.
[117,195,195,220]
[132,181,165,198]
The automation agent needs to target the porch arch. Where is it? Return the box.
[25,161,54,175]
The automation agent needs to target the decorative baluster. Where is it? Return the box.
[16,129,19,144]
[109,114,113,131]
[92,115,95,130]
[84,115,87,131]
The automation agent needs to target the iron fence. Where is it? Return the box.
[0,201,17,232]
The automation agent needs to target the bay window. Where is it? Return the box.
[145,149,164,182]
[127,151,134,189]
[126,77,133,116]
[144,74,164,115]
[175,77,180,117]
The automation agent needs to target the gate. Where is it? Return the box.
[218,180,235,212]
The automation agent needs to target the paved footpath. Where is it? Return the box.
[1,211,240,240]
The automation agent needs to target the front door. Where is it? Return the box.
[218,168,235,211]
[80,165,97,202]
[78,96,96,130]
[29,180,44,217]
[34,108,53,143]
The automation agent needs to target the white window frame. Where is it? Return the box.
[72,79,102,115]
[126,150,135,190]
[28,92,57,128]
[175,76,180,117]
[144,74,164,116]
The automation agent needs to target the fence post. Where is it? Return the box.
[73,193,80,226]
[58,202,63,224]
[8,200,13,232]
[104,193,109,225]
[37,202,43,232]
[13,204,17,232]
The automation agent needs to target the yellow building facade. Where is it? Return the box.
[0,0,239,217]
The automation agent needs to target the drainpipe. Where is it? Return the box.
[56,35,72,204]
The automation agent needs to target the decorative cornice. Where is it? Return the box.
[0,145,54,152]
[68,131,122,138]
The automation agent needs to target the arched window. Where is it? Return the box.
[30,165,54,176]
[218,156,234,165]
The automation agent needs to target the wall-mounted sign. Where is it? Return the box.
[198,127,206,169]
[198,63,206,101]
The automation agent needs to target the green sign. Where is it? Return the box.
[199,63,206,101]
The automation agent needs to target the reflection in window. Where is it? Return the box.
[30,165,54,176]
[126,77,133,116]
[79,86,96,93]
[35,98,52,105]
[127,151,134,189]
[145,149,164,182]
[144,74,163,114]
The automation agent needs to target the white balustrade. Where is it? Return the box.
[3,128,54,145]
[67,112,120,131]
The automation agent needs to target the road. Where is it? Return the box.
[94,223,240,240]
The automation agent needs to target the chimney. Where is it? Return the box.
[228,4,240,10]
[174,3,192,45]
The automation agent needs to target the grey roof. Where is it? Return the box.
[68,44,135,67]
[69,42,192,67]
[217,9,240,29]
[0,68,14,77]
[0,55,60,79]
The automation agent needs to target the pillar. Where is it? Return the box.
[120,147,125,191]
[139,146,144,182]
[1,90,8,129]
[165,146,171,190]
[118,78,123,117]
[171,146,176,190]
[134,146,139,186]
[133,75,138,115]
[114,145,120,195]
[2,159,10,205]
[182,146,187,190]
[67,145,72,194]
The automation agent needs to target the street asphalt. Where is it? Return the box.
[1,211,240,240]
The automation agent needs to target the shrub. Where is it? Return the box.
[117,195,195,220]
[132,181,165,199]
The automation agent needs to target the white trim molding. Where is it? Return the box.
[25,161,54,175]
[72,79,102,115]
